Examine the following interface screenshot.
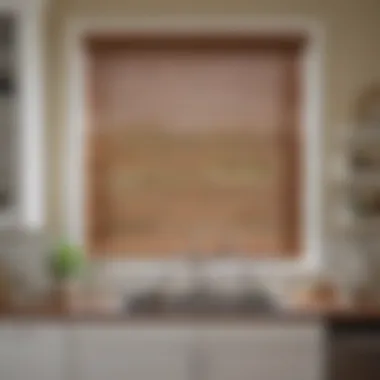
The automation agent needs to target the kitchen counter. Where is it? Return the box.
[0,305,379,324]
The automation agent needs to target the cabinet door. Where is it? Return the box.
[198,324,323,380]
[0,323,65,380]
[74,325,191,380]
[331,335,380,380]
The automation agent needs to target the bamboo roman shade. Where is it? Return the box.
[86,35,303,258]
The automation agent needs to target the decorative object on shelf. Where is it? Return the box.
[288,277,344,311]
[355,84,380,127]
[48,241,86,312]
[0,16,14,96]
[0,16,13,48]
[0,188,10,209]
[0,263,14,311]
[350,285,380,310]
[0,74,14,96]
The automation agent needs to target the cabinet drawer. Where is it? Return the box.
[0,323,65,380]
[74,325,192,380]
[197,324,323,380]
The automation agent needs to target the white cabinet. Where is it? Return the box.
[0,321,324,380]
[198,324,323,380]
[0,323,65,380]
[73,322,323,380]
[74,325,192,380]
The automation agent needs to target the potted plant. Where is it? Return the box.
[48,241,86,312]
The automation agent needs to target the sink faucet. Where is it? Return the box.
[184,228,239,296]
[184,229,214,295]
[190,230,255,296]
[186,249,207,296]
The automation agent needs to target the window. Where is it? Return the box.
[85,34,305,258]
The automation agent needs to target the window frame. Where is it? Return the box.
[64,16,324,276]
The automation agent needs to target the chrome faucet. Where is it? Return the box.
[184,228,214,296]
[184,229,238,296]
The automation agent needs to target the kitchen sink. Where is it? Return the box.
[125,289,278,316]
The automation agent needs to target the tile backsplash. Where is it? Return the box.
[0,226,369,305]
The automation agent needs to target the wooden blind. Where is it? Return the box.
[86,35,302,258]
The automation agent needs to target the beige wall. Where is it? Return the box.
[45,0,380,262]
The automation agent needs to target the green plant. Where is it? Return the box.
[48,241,86,281]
